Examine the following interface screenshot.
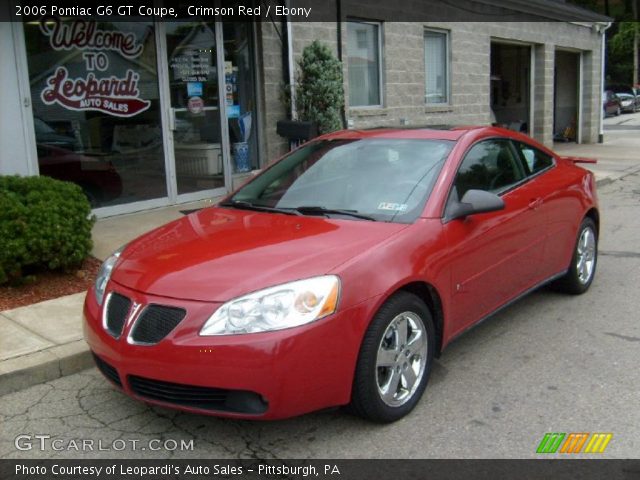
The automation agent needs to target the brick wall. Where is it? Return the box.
[258,21,603,164]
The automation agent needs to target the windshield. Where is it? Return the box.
[229,138,454,223]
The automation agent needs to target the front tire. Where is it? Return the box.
[553,217,598,294]
[349,292,435,422]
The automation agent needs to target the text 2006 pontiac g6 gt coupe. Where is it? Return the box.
[84,126,599,422]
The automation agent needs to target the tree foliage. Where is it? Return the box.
[294,40,345,134]
[608,22,639,84]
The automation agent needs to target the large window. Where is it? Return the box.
[424,29,450,105]
[347,21,382,107]
[24,18,167,208]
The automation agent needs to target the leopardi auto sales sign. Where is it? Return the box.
[39,18,151,117]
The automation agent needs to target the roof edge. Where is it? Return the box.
[473,0,613,23]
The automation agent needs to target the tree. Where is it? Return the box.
[610,21,639,84]
[294,41,345,134]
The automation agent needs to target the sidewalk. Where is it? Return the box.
[2,135,640,396]
[0,198,213,396]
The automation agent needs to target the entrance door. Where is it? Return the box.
[553,50,581,143]
[165,22,227,196]
[490,42,532,134]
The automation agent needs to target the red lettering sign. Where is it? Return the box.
[38,18,150,117]
[39,18,143,59]
[41,67,151,118]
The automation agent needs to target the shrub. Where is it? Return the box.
[0,175,95,285]
[294,40,345,134]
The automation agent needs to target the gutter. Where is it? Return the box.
[286,0,296,120]
[336,0,347,129]
[474,0,612,22]
[599,22,613,144]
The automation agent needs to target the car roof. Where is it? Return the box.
[322,125,485,142]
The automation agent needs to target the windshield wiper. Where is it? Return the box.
[219,200,301,216]
[294,206,376,221]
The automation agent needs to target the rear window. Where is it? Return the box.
[514,142,554,175]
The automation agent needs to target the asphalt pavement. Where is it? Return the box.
[1,150,639,459]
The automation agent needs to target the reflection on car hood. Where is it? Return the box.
[111,207,408,302]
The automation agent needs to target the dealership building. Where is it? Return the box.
[0,1,610,217]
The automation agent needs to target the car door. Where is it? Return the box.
[442,139,547,336]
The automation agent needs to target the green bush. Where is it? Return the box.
[294,40,345,134]
[0,175,95,285]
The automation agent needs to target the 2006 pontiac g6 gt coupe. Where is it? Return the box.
[84,126,599,422]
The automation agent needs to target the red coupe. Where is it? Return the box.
[84,126,599,422]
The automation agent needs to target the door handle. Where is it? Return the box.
[528,198,543,210]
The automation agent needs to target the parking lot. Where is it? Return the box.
[1,133,640,460]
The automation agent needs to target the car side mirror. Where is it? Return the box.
[447,189,505,221]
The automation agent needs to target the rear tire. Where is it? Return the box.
[553,217,598,295]
[349,291,435,423]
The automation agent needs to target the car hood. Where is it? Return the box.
[111,207,408,302]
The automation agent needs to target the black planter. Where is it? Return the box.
[276,120,318,141]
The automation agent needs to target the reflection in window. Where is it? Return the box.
[224,22,260,172]
[347,21,382,107]
[24,19,167,208]
[425,29,449,104]
[455,141,525,196]
[233,139,453,223]
[515,142,554,174]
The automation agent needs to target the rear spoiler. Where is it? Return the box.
[560,156,598,165]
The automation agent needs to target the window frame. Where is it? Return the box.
[424,27,451,106]
[346,19,384,109]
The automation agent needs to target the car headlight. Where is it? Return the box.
[622,100,632,106]
[200,275,341,335]
[94,245,126,306]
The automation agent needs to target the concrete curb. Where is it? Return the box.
[595,177,614,187]
[595,164,640,187]
[0,340,92,396]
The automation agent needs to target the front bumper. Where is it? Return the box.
[83,281,378,420]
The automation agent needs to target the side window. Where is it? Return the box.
[515,142,554,175]
[454,140,525,198]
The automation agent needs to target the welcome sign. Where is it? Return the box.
[39,18,151,118]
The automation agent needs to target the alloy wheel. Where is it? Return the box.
[375,312,428,407]
[576,226,596,284]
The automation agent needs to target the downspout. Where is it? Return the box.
[337,0,347,129]
[286,1,296,120]
[336,0,342,62]
[599,22,612,144]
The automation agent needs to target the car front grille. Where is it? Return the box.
[128,375,268,414]
[104,292,131,338]
[129,305,186,344]
[92,352,122,388]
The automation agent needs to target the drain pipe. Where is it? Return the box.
[598,21,612,144]
[336,0,347,129]
[286,1,296,121]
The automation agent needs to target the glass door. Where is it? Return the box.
[223,23,260,174]
[165,22,225,195]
